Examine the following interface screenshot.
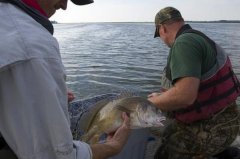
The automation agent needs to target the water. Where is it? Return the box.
[53,22,240,101]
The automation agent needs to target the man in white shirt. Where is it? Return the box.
[0,0,130,158]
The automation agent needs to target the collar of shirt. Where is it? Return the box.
[21,0,47,17]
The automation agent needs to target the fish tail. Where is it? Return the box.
[80,126,99,143]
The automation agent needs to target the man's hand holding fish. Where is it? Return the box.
[90,112,131,159]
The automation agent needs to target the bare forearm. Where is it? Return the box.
[91,143,119,159]
[149,77,200,111]
[150,87,193,111]
[91,112,130,159]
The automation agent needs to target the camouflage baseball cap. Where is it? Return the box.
[71,0,94,5]
[154,7,182,38]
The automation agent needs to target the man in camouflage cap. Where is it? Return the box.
[154,6,183,38]
[148,6,240,159]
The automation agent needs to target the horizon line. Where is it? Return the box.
[51,20,240,24]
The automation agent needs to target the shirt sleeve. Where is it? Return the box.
[73,141,92,159]
[170,36,203,83]
[0,59,92,159]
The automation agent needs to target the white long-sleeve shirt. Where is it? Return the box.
[0,3,92,159]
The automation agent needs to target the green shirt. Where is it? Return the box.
[169,33,216,83]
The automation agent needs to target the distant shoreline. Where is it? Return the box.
[187,20,240,23]
[51,20,58,24]
[51,20,240,24]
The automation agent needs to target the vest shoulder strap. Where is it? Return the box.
[182,29,217,54]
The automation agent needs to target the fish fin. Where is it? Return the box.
[78,98,110,133]
[114,96,151,112]
[80,134,89,143]
[113,91,135,100]
[81,125,101,144]
[89,134,101,144]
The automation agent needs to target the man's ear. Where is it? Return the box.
[162,24,167,34]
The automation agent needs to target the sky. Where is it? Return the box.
[50,0,240,23]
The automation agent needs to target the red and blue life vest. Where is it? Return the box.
[163,26,240,123]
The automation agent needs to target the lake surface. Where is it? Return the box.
[53,22,240,102]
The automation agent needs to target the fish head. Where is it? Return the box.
[136,102,166,127]
[115,96,166,128]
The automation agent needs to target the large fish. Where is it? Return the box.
[79,95,166,144]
